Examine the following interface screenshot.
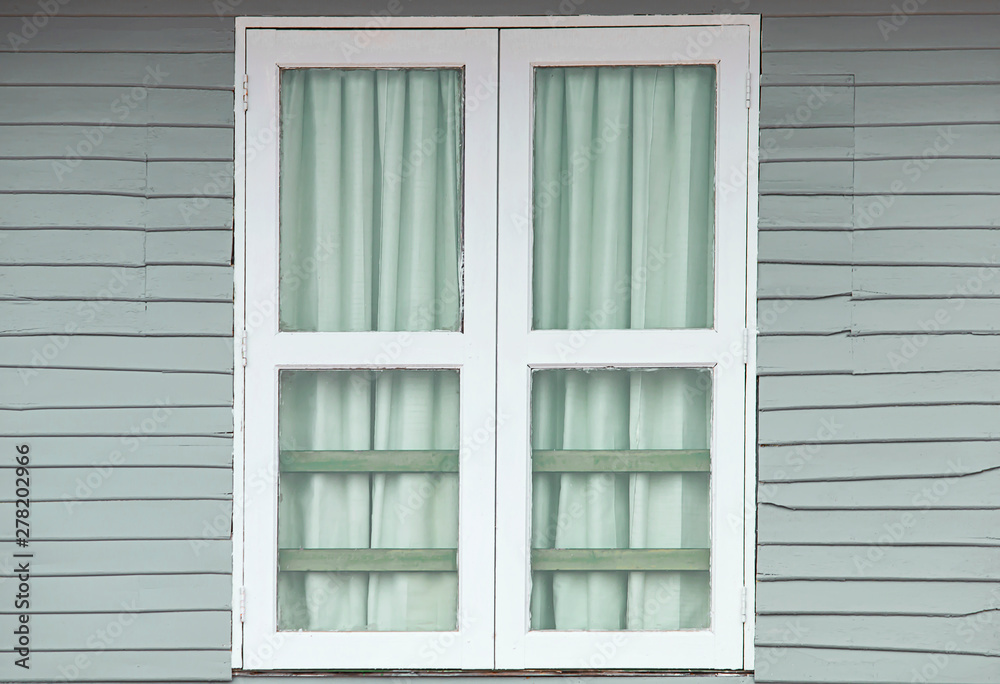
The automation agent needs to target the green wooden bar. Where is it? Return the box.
[280,450,459,473]
[532,449,710,473]
[278,548,458,572]
[531,548,710,572]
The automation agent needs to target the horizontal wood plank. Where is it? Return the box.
[0,466,233,502]
[0,17,234,52]
[0,368,232,407]
[758,580,1000,616]
[759,230,853,264]
[0,436,232,468]
[856,124,1000,159]
[0,612,230,650]
[759,264,852,298]
[852,334,1000,373]
[0,539,231,576]
[856,85,1000,125]
[533,449,711,472]
[532,548,710,572]
[0,86,232,126]
[0,336,233,373]
[0,229,144,266]
[0,406,231,435]
[0,52,233,87]
[759,506,1000,546]
[855,265,1000,298]
[0,649,230,682]
[854,298,1000,334]
[0,500,231,540]
[759,545,1000,581]
[760,126,854,162]
[854,159,1000,194]
[144,230,233,265]
[761,404,1000,443]
[760,469,1000,509]
[757,614,1000,656]
[764,49,1000,84]
[0,573,230,612]
[280,450,459,473]
[758,335,853,375]
[0,301,233,335]
[757,296,851,334]
[279,548,457,573]
[760,441,1000,481]
[760,160,853,193]
[759,195,854,230]
[855,195,1000,230]
[755,647,999,684]
[763,15,1000,51]
[759,371,1000,410]
[0,124,233,160]
[855,229,1000,265]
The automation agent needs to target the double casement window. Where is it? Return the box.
[236,16,759,673]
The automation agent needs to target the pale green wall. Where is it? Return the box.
[1,0,999,682]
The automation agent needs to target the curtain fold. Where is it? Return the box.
[276,68,463,632]
[530,65,716,631]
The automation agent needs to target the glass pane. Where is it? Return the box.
[532,66,716,330]
[277,369,459,631]
[530,368,711,631]
[279,68,463,332]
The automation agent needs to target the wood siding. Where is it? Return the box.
[1,0,998,682]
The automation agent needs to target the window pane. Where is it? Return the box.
[530,368,711,630]
[277,369,459,631]
[279,68,463,332]
[532,66,716,330]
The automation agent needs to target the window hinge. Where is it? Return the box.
[240,330,248,367]
[742,328,751,364]
[745,71,752,108]
[239,586,246,623]
[242,74,249,112]
[741,587,748,623]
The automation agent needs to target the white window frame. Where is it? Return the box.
[234,14,759,674]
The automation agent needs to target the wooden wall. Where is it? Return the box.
[1,0,999,681]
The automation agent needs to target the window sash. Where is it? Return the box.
[242,27,498,670]
[494,26,752,669]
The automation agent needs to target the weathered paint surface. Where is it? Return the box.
[0,0,998,682]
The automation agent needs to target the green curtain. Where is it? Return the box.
[279,68,462,333]
[276,68,462,631]
[530,66,716,630]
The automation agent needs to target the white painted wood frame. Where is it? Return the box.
[241,27,499,670]
[235,14,759,673]
[494,25,753,671]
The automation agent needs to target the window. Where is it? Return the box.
[236,16,758,673]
